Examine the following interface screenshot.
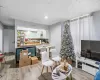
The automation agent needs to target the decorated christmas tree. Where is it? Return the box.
[60,22,75,61]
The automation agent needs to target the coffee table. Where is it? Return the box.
[52,64,72,80]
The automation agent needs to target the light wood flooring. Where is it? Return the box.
[0,54,94,80]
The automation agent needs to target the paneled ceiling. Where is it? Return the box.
[0,0,100,25]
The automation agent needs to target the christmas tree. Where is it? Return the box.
[60,22,75,60]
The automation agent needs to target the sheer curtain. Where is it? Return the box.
[70,19,79,54]
[70,15,93,56]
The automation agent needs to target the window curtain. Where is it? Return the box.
[70,15,93,56]
[70,19,79,55]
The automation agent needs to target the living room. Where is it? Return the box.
[0,0,100,80]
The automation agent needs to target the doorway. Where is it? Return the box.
[3,26,15,53]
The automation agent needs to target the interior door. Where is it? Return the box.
[9,29,15,53]
[3,29,9,52]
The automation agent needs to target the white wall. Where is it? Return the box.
[15,20,49,29]
[0,23,3,52]
[49,23,61,54]
[15,20,49,48]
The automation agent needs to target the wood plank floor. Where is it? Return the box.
[0,55,94,80]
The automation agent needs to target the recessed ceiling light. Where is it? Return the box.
[44,16,48,19]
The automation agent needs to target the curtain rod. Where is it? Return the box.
[70,14,90,22]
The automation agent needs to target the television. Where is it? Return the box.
[81,40,100,61]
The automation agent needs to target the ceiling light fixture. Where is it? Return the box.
[44,16,48,19]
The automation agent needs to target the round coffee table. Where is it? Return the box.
[52,64,72,80]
